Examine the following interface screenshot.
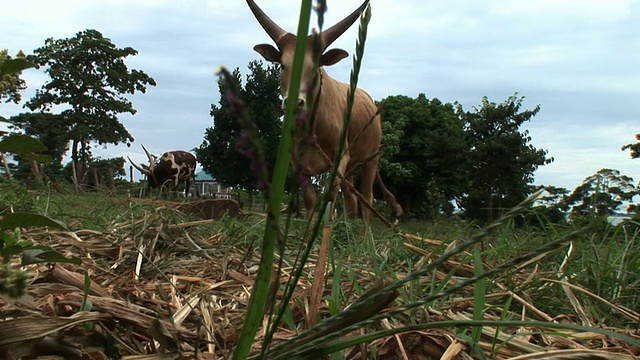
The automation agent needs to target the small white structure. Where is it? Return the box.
[193,171,233,198]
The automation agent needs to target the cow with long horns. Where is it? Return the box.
[246,0,402,222]
[128,145,198,198]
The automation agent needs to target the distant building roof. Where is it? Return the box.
[195,171,215,181]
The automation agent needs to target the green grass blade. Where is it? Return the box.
[471,245,486,358]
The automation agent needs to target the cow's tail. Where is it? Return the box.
[376,170,403,224]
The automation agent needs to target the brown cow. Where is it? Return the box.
[128,145,198,198]
[246,0,402,223]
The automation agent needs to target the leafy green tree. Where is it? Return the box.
[622,133,640,159]
[61,156,126,190]
[0,49,28,104]
[9,113,68,180]
[378,94,468,219]
[562,168,637,220]
[534,185,570,210]
[457,94,553,222]
[622,134,640,218]
[25,29,156,184]
[197,60,281,193]
[519,185,570,226]
[0,56,49,183]
[89,157,126,178]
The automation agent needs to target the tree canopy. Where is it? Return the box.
[24,29,156,178]
[563,168,637,220]
[0,49,29,105]
[456,94,553,222]
[377,93,553,221]
[378,94,468,218]
[197,60,281,191]
[622,133,640,159]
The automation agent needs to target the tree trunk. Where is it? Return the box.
[92,167,100,190]
[1,153,11,181]
[71,138,80,192]
[31,160,41,181]
[78,139,88,190]
[71,160,79,192]
[487,187,494,223]
[108,168,115,192]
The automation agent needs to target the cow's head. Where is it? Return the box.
[247,0,369,110]
[128,144,159,188]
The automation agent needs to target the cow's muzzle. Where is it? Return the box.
[281,93,307,111]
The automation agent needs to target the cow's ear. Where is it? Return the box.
[254,44,281,63]
[320,48,349,66]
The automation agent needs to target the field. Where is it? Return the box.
[2,3,639,357]
[1,185,639,359]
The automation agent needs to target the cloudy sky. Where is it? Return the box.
[1,0,638,192]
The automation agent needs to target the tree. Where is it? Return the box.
[10,113,69,164]
[519,184,570,226]
[622,133,640,159]
[457,94,553,222]
[1,49,29,104]
[25,29,156,184]
[378,94,469,219]
[9,113,69,180]
[197,60,281,194]
[562,168,637,220]
[62,156,126,190]
[0,56,48,183]
[535,185,570,210]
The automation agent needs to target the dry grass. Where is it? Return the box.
[1,200,639,359]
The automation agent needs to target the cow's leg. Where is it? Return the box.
[301,174,316,219]
[359,158,378,225]
[297,146,332,220]
[342,174,358,219]
[331,152,352,220]
[376,170,403,223]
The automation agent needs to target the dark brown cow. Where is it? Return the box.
[246,0,402,222]
[128,145,198,198]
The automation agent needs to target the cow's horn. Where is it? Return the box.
[246,0,289,46]
[320,0,369,50]
[140,144,156,172]
[127,156,152,176]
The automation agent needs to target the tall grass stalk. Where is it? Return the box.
[234,1,375,357]
[470,245,487,358]
[260,1,374,357]
[278,2,375,330]
[231,1,313,358]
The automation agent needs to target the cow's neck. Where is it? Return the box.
[311,68,345,124]
[308,68,324,125]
